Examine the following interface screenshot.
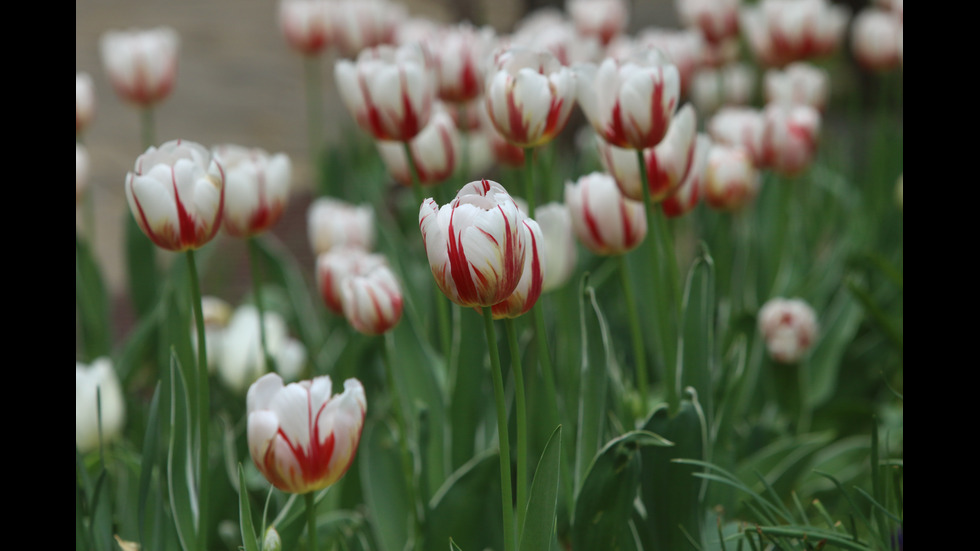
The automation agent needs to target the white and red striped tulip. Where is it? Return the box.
[317,247,388,314]
[851,8,902,71]
[565,172,647,255]
[704,144,760,211]
[430,23,496,103]
[212,145,292,237]
[536,202,578,292]
[764,62,829,111]
[758,297,818,364]
[307,198,375,256]
[377,106,459,186]
[675,0,740,45]
[741,0,849,67]
[100,27,179,107]
[341,261,404,334]
[567,0,629,46]
[329,0,403,58]
[279,0,332,56]
[492,218,544,319]
[76,72,95,134]
[662,133,709,217]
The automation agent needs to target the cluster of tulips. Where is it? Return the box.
[76,0,902,549]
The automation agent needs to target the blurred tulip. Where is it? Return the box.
[76,72,95,134]
[76,358,126,454]
[577,51,681,150]
[512,9,601,66]
[341,260,404,334]
[76,143,89,205]
[851,8,902,71]
[536,202,578,291]
[279,0,332,56]
[317,247,388,314]
[336,44,434,142]
[419,180,527,307]
[125,139,225,251]
[330,0,404,58]
[377,105,459,186]
[691,63,755,114]
[307,198,375,256]
[430,23,496,103]
[484,48,577,148]
[662,133,709,217]
[100,27,179,107]
[612,29,704,96]
[704,144,760,211]
[709,104,819,176]
[212,145,292,237]
[219,305,308,393]
[758,297,818,364]
[247,373,366,494]
[194,295,233,372]
[676,0,740,45]
[567,0,628,46]
[764,62,829,110]
[741,0,848,67]
[598,103,698,202]
[492,218,544,319]
[565,172,647,255]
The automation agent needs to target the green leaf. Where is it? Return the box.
[125,214,159,318]
[520,425,562,551]
[427,449,503,551]
[238,464,260,551]
[574,276,612,493]
[138,383,162,549]
[75,233,111,359]
[807,288,862,407]
[166,353,199,551]
[449,537,463,551]
[361,421,413,551]
[678,243,717,423]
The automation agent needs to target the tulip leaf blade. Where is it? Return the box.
[574,275,612,493]
[360,420,413,551]
[678,242,717,419]
[449,538,463,551]
[426,448,504,551]
[125,214,160,318]
[165,352,199,551]
[238,464,261,551]
[137,382,162,550]
[519,425,562,551]
[75,232,111,360]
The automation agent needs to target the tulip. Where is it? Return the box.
[100,27,179,107]
[76,358,125,454]
[704,144,760,211]
[247,373,366,494]
[484,48,577,148]
[377,106,459,187]
[492,218,544,319]
[335,43,434,142]
[511,9,601,66]
[675,0,740,45]
[610,29,704,97]
[741,0,849,67]
[691,63,755,115]
[329,0,404,59]
[598,103,698,202]
[219,305,308,393]
[341,261,404,334]
[851,8,903,71]
[279,0,333,56]
[419,180,527,307]
[662,134,710,217]
[758,297,818,364]
[76,144,89,205]
[212,145,292,237]
[708,104,819,176]
[764,62,829,110]
[577,51,681,150]
[193,295,233,373]
[565,172,647,255]
[307,198,375,256]
[76,72,96,135]
[316,247,389,314]
[567,0,629,46]
[535,202,578,292]
[429,23,496,104]
[125,139,225,251]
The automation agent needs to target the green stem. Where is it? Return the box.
[482,307,516,551]
[383,333,423,546]
[305,492,318,551]
[186,250,210,551]
[523,147,536,218]
[248,237,276,373]
[303,56,324,193]
[618,254,649,401]
[504,319,528,540]
[140,107,155,150]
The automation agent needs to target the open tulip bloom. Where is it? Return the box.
[100,27,179,108]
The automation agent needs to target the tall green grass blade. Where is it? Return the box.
[166,353,198,551]
[520,425,562,551]
[138,383,162,549]
[238,464,260,551]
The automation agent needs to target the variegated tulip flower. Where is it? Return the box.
[609,29,704,97]
[577,50,681,151]
[662,133,710,217]
[492,218,544,319]
[335,43,434,142]
[76,358,126,454]
[675,0,741,45]
[100,27,179,107]
[764,62,829,111]
[708,104,820,176]
[567,0,629,46]
[307,198,375,256]
[758,297,818,364]
[429,23,496,103]
[329,0,404,58]
[125,140,225,251]
[741,0,849,67]
[247,373,366,494]
[377,105,459,186]
[316,247,389,314]
[341,260,404,334]
[851,8,902,71]
[279,0,333,56]
[484,48,577,148]
[704,144,761,211]
[565,172,647,255]
[419,180,527,307]
[691,63,755,115]
[218,305,308,393]
[76,72,95,135]
[598,103,698,202]
[212,145,292,237]
[76,144,89,205]
[511,9,601,66]
[535,202,578,292]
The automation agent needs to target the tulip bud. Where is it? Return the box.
[76,72,96,134]
[377,106,460,187]
[419,180,527,307]
[565,172,647,255]
[212,145,292,237]
[675,0,740,45]
[536,202,578,292]
[219,305,307,394]
[492,218,544,319]
[741,0,849,67]
[758,297,818,364]
[329,0,404,59]
[567,0,629,46]
[125,140,225,251]
[76,143,90,205]
[691,63,755,115]
[851,8,903,71]
[662,134,710,218]
[429,23,496,104]
[193,295,233,373]
[307,198,375,256]
[100,27,179,107]
[76,358,126,454]
[262,527,282,551]
[341,261,404,334]
[247,374,366,494]
[279,0,332,56]
[764,62,829,111]
[316,247,389,314]
[704,144,760,212]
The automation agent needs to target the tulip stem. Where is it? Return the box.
[248,237,276,374]
[504,319,528,540]
[618,254,649,402]
[523,147,536,218]
[482,307,516,551]
[186,249,210,550]
[304,491,318,551]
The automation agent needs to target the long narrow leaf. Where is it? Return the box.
[238,464,260,551]
[520,425,562,551]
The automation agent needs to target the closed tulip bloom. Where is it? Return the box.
[758,297,818,364]
[761,103,820,176]
[577,52,681,151]
[484,48,577,148]
[691,63,755,114]
[341,261,404,334]
[212,145,292,237]
[851,8,902,71]
[512,9,601,66]
[430,23,496,103]
[247,373,366,494]
[419,180,527,307]
[126,139,225,251]
[567,0,629,46]
[565,172,647,255]
[194,295,233,372]
[704,144,760,211]
[77,72,96,134]
[741,0,849,67]
[662,133,709,217]
[598,103,698,202]
[611,29,704,97]
[536,202,578,292]
[377,106,459,186]
[330,0,404,58]
[764,62,829,110]
[76,358,126,454]
[307,198,375,256]
[279,0,333,56]
[77,143,89,205]
[317,247,389,314]
[336,44,434,142]
[100,27,179,107]
[676,0,740,45]
[492,218,544,319]
[219,305,307,393]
